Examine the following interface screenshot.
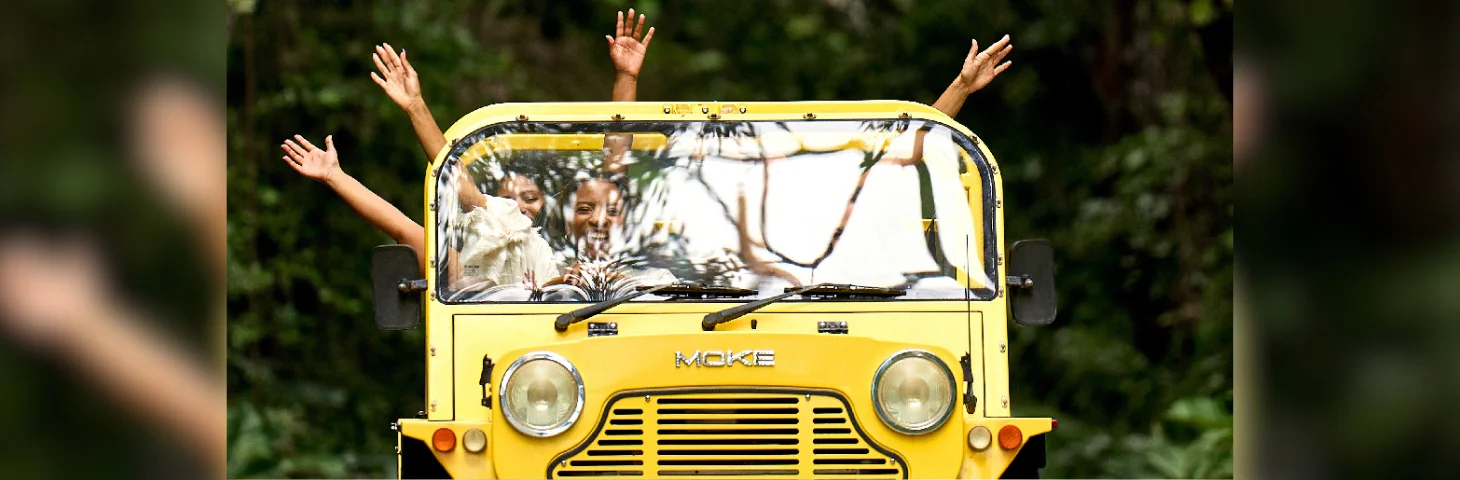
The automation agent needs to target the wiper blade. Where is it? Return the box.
[653,284,756,300]
[554,283,750,332]
[701,283,827,331]
[791,283,906,300]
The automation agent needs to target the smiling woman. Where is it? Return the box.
[569,175,628,259]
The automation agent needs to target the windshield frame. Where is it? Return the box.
[428,116,1001,305]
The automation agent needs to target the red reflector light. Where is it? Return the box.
[433,428,456,452]
[998,425,1022,450]
[1052,418,1059,430]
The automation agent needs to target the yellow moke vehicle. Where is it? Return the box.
[370,100,1059,479]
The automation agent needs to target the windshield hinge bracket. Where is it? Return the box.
[817,321,849,334]
[960,353,978,414]
[587,322,619,337]
[479,355,495,408]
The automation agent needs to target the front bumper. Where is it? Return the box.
[397,401,1050,479]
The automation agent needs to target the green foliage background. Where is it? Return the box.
[226,0,1233,477]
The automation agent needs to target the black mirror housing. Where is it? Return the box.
[371,245,423,330]
[1008,239,1058,326]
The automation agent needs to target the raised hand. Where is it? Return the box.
[281,134,341,185]
[957,35,1014,94]
[370,43,422,110]
[606,8,655,79]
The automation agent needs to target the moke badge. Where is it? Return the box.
[675,350,775,367]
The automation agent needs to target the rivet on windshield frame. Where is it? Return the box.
[430,400,437,412]
[1001,396,1009,408]
[1000,342,1007,353]
[991,165,999,174]
[664,106,672,113]
[701,106,710,114]
[430,345,437,356]
[899,112,911,120]
[804,113,816,120]
[739,106,747,113]
[430,291,437,301]
[517,115,528,121]
[708,113,720,120]
[612,114,625,121]
[429,201,436,211]
[997,256,1003,266]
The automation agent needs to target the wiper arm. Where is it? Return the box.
[555,283,752,332]
[701,283,907,331]
[701,284,826,331]
[555,283,674,332]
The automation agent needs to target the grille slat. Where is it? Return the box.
[550,392,903,478]
[658,427,800,435]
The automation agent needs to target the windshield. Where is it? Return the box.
[433,119,997,303]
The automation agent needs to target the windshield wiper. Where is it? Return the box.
[555,284,674,332]
[701,284,822,331]
[555,283,755,332]
[792,283,906,300]
[701,283,907,331]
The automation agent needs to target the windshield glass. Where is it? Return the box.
[433,119,997,303]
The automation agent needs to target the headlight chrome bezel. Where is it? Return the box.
[871,349,957,435]
[498,351,585,437]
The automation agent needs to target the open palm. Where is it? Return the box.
[370,43,422,109]
[959,35,1014,93]
[281,134,341,184]
[606,9,655,78]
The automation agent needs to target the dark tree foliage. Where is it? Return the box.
[227,0,1232,477]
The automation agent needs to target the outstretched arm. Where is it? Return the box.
[372,43,486,212]
[607,9,655,102]
[282,135,427,275]
[932,35,1014,118]
[371,43,447,162]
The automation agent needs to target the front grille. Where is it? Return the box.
[549,391,904,478]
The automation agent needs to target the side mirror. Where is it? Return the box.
[371,245,425,330]
[1007,239,1057,326]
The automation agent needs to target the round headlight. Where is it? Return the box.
[872,349,956,434]
[499,352,584,437]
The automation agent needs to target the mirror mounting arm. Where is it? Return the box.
[398,279,428,293]
[1005,275,1034,289]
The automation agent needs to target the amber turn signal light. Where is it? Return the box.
[998,425,1022,450]
[433,428,456,452]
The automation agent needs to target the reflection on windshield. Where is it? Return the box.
[434,120,995,303]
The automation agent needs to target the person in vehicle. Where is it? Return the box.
[568,175,626,260]
[541,173,677,292]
